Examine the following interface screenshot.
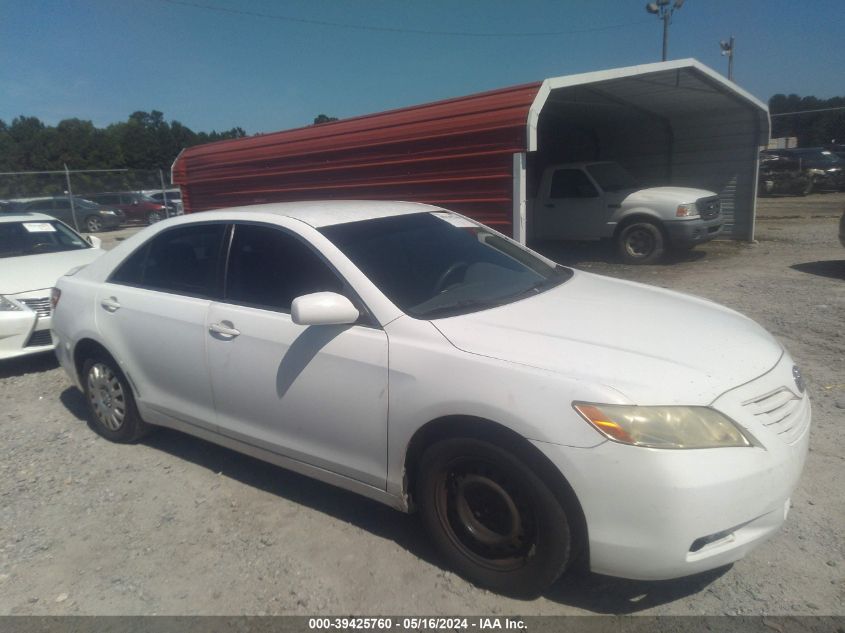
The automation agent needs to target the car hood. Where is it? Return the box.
[616,186,717,208]
[1,248,103,295]
[432,271,782,405]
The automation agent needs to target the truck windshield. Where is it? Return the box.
[587,163,639,192]
[320,212,572,319]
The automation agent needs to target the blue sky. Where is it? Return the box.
[1,0,843,134]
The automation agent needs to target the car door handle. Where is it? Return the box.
[100,297,121,312]
[209,321,240,338]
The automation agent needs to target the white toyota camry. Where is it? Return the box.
[51,201,810,596]
[0,212,102,360]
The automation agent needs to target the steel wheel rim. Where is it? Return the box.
[435,458,536,571]
[625,228,655,257]
[87,363,126,431]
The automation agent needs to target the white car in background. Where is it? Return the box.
[0,213,103,360]
[51,201,809,596]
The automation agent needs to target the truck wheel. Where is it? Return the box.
[416,437,571,597]
[616,221,665,264]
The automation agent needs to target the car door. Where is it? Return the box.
[205,221,389,488]
[534,169,608,240]
[95,222,227,431]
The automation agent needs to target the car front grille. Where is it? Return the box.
[742,387,809,445]
[19,297,51,318]
[25,329,53,348]
[696,196,721,220]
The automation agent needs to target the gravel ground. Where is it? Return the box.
[1,195,843,616]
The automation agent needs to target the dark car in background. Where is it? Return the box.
[85,192,169,225]
[760,148,844,195]
[4,196,124,232]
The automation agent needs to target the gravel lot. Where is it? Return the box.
[1,195,843,616]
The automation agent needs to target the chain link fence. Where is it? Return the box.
[0,168,181,232]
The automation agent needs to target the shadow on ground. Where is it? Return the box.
[0,351,58,379]
[56,386,726,613]
[791,260,845,280]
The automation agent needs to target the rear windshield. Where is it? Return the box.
[0,220,90,258]
[320,212,572,319]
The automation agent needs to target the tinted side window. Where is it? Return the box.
[53,198,71,210]
[550,170,598,199]
[111,224,225,297]
[225,224,342,311]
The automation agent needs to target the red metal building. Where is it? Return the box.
[173,59,769,242]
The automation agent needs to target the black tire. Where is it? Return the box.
[799,178,814,196]
[616,221,665,264]
[416,437,571,598]
[147,210,163,225]
[81,354,149,443]
[84,215,103,233]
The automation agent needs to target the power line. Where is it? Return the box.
[157,0,651,38]
[771,106,845,117]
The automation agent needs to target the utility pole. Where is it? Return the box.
[720,36,735,81]
[646,0,685,61]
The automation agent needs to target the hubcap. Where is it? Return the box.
[87,218,102,232]
[625,228,655,257]
[437,459,536,570]
[87,363,126,431]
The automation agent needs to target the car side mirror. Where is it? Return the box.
[291,292,359,326]
[87,235,102,248]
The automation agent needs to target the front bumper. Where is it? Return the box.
[534,355,810,581]
[665,217,723,248]
[0,309,54,360]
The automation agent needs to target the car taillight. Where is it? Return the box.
[51,287,61,310]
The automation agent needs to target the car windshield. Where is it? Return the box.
[320,212,572,319]
[73,197,101,209]
[586,163,640,192]
[0,220,90,258]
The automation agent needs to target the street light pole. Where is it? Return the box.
[646,0,685,62]
[720,35,735,81]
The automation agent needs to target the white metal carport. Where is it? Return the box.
[514,59,770,242]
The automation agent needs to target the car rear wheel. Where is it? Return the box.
[616,221,665,264]
[416,438,571,597]
[85,215,103,233]
[82,355,149,443]
[147,210,163,225]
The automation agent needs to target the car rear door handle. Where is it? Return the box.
[209,321,240,338]
[100,297,121,312]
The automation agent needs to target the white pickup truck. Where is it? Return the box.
[531,161,723,263]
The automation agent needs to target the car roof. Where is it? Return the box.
[0,212,55,223]
[181,200,448,228]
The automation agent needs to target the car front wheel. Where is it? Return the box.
[82,355,149,443]
[85,215,103,233]
[616,221,665,264]
[416,438,572,597]
[147,210,163,225]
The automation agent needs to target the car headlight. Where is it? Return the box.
[675,203,700,218]
[0,295,22,311]
[573,402,758,449]
[100,210,117,215]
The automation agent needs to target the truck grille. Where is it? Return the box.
[696,196,721,220]
[743,387,809,445]
[25,329,53,348]
[19,297,51,318]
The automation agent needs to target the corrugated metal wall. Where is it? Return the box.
[173,83,542,235]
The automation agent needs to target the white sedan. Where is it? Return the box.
[0,212,102,360]
[51,201,810,596]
